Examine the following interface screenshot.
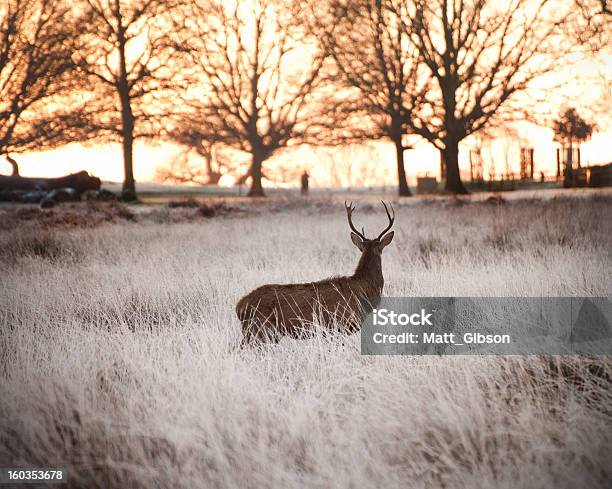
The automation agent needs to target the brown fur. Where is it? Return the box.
[236,202,395,346]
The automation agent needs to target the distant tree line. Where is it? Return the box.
[0,0,607,198]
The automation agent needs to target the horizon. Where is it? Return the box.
[7,125,611,187]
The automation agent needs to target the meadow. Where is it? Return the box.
[1,189,611,488]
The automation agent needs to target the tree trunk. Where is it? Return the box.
[469,151,474,181]
[439,150,446,180]
[207,172,222,185]
[443,140,468,194]
[393,137,411,197]
[564,141,573,188]
[6,155,19,176]
[118,82,136,199]
[248,151,265,197]
[117,24,136,201]
[203,150,222,185]
[121,129,136,200]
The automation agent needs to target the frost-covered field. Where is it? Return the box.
[1,192,611,488]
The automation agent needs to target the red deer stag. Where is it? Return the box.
[236,201,395,345]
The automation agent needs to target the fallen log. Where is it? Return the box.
[0,171,101,194]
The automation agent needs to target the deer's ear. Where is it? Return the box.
[379,231,394,249]
[351,232,365,251]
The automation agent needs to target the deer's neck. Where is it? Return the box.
[353,251,384,293]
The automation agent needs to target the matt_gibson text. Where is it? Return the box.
[370,308,512,345]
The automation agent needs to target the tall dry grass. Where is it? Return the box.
[1,193,611,488]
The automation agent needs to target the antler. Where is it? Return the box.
[376,201,395,240]
[345,201,367,240]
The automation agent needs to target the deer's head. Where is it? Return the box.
[345,201,395,256]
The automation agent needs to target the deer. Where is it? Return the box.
[236,201,395,346]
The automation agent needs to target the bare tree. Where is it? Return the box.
[553,107,594,185]
[174,0,336,197]
[75,0,181,200]
[404,0,573,194]
[0,0,86,175]
[318,144,385,188]
[553,108,594,155]
[316,0,429,196]
[156,137,236,185]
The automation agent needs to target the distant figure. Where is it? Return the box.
[301,171,309,195]
[540,171,545,183]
